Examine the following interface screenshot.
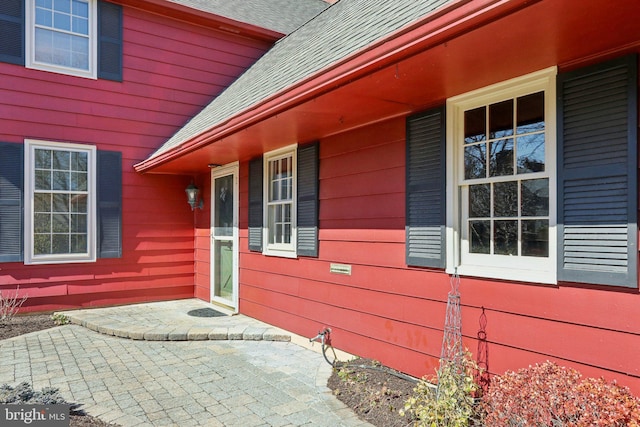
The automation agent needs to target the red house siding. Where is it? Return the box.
[235,115,640,394]
[0,5,272,311]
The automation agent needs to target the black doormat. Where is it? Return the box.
[187,308,227,318]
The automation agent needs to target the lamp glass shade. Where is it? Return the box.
[185,183,200,210]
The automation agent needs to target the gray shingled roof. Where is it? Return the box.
[169,0,329,34]
[147,0,451,162]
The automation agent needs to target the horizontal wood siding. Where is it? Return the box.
[0,5,271,309]
[238,116,640,394]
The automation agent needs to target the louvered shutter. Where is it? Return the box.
[406,106,446,268]
[97,0,123,81]
[0,0,24,65]
[297,142,319,257]
[557,55,638,287]
[248,157,263,252]
[0,142,24,262]
[97,150,122,258]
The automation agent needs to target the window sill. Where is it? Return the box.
[447,264,556,285]
[263,248,297,259]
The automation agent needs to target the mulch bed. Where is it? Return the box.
[327,359,418,427]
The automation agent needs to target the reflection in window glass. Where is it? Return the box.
[489,138,514,176]
[470,220,490,254]
[33,0,91,71]
[494,220,518,255]
[522,219,549,257]
[462,91,548,259]
[489,99,514,139]
[32,147,90,256]
[267,153,294,246]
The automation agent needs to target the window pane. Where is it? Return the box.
[35,149,51,168]
[494,220,518,255]
[52,214,70,232]
[71,171,87,191]
[54,0,71,13]
[275,224,283,243]
[71,213,87,232]
[469,220,490,254]
[53,150,70,170]
[464,144,486,179]
[34,193,51,212]
[517,134,545,173]
[72,16,88,35]
[37,0,53,8]
[34,213,51,233]
[517,92,544,134]
[72,0,88,17]
[52,234,70,254]
[521,179,549,216]
[52,193,70,212]
[34,234,51,255]
[489,99,514,139]
[53,171,70,190]
[36,7,52,26]
[284,224,291,244]
[52,30,71,63]
[469,184,490,218]
[522,219,549,257]
[70,194,87,213]
[72,151,88,171]
[71,234,87,253]
[54,11,71,31]
[34,28,54,64]
[494,181,517,217]
[489,138,514,177]
[35,170,51,190]
[464,106,485,143]
[71,36,89,70]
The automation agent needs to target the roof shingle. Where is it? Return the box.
[146,0,451,162]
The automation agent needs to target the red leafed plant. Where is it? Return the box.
[482,361,640,427]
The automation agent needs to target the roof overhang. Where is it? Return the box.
[135,0,640,174]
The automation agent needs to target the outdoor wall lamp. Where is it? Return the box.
[185,182,203,210]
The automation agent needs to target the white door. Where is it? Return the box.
[210,163,239,311]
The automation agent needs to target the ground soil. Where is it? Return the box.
[327,359,418,427]
[1,313,418,427]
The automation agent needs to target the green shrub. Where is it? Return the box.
[482,361,640,427]
[401,351,481,426]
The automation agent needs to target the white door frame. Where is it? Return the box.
[210,162,239,312]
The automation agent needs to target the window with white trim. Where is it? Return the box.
[26,0,97,78]
[24,140,97,264]
[446,68,557,284]
[264,146,297,257]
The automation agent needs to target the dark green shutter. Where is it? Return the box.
[297,142,319,257]
[0,142,23,262]
[97,150,122,258]
[406,106,446,268]
[557,55,638,287]
[0,0,24,65]
[248,157,263,252]
[97,0,123,81]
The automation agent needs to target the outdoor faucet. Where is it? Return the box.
[309,327,331,344]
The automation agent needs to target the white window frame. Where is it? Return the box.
[24,139,97,264]
[446,67,557,284]
[263,145,297,258]
[25,0,98,79]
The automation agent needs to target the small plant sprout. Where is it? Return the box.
[51,313,71,325]
[0,287,28,327]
